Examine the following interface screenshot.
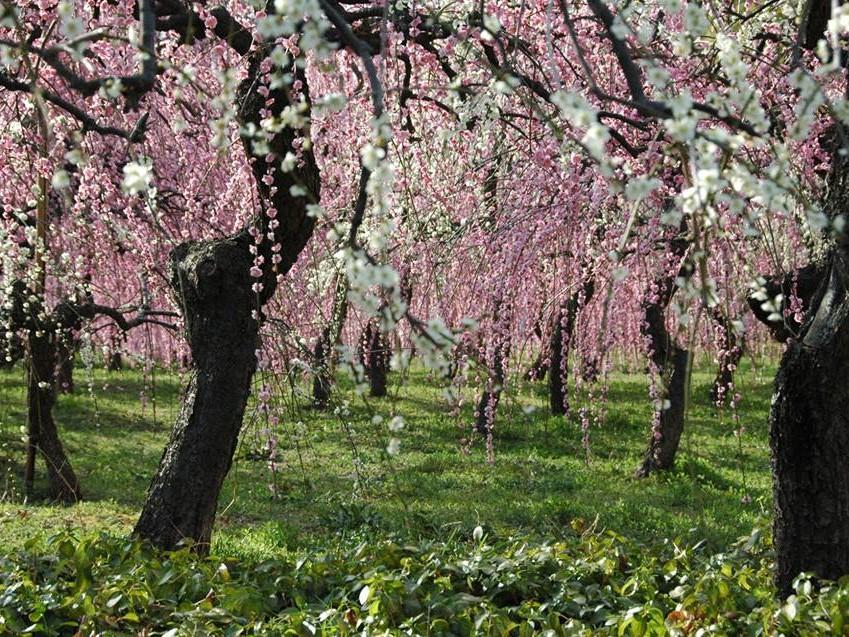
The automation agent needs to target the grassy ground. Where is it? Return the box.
[0,355,777,561]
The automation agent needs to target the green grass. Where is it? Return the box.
[0,353,777,560]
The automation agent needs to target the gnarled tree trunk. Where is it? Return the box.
[769,254,849,596]
[635,236,691,478]
[760,0,849,598]
[134,45,320,552]
[134,237,259,551]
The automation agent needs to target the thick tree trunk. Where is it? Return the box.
[770,254,849,596]
[134,237,258,552]
[549,280,594,415]
[25,331,81,502]
[134,46,320,551]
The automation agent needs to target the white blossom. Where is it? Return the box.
[122,159,153,195]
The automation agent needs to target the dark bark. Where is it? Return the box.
[747,262,826,341]
[767,106,849,594]
[25,330,81,502]
[800,0,832,50]
[5,277,161,501]
[709,313,744,406]
[548,307,567,415]
[635,236,691,478]
[549,280,595,415]
[359,317,390,397]
[134,237,260,551]
[635,346,690,478]
[770,253,849,596]
[107,349,123,371]
[134,46,320,551]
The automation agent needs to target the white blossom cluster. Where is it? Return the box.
[256,0,332,58]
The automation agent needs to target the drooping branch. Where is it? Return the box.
[0,73,147,140]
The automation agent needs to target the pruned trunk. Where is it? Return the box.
[25,330,81,502]
[770,254,849,596]
[134,237,258,552]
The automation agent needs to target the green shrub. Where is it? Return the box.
[0,523,843,636]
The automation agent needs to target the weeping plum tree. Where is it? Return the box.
[133,41,322,548]
[0,279,170,501]
[0,0,322,541]
[9,0,849,596]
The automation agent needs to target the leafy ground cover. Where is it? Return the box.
[0,521,809,636]
[0,355,807,634]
